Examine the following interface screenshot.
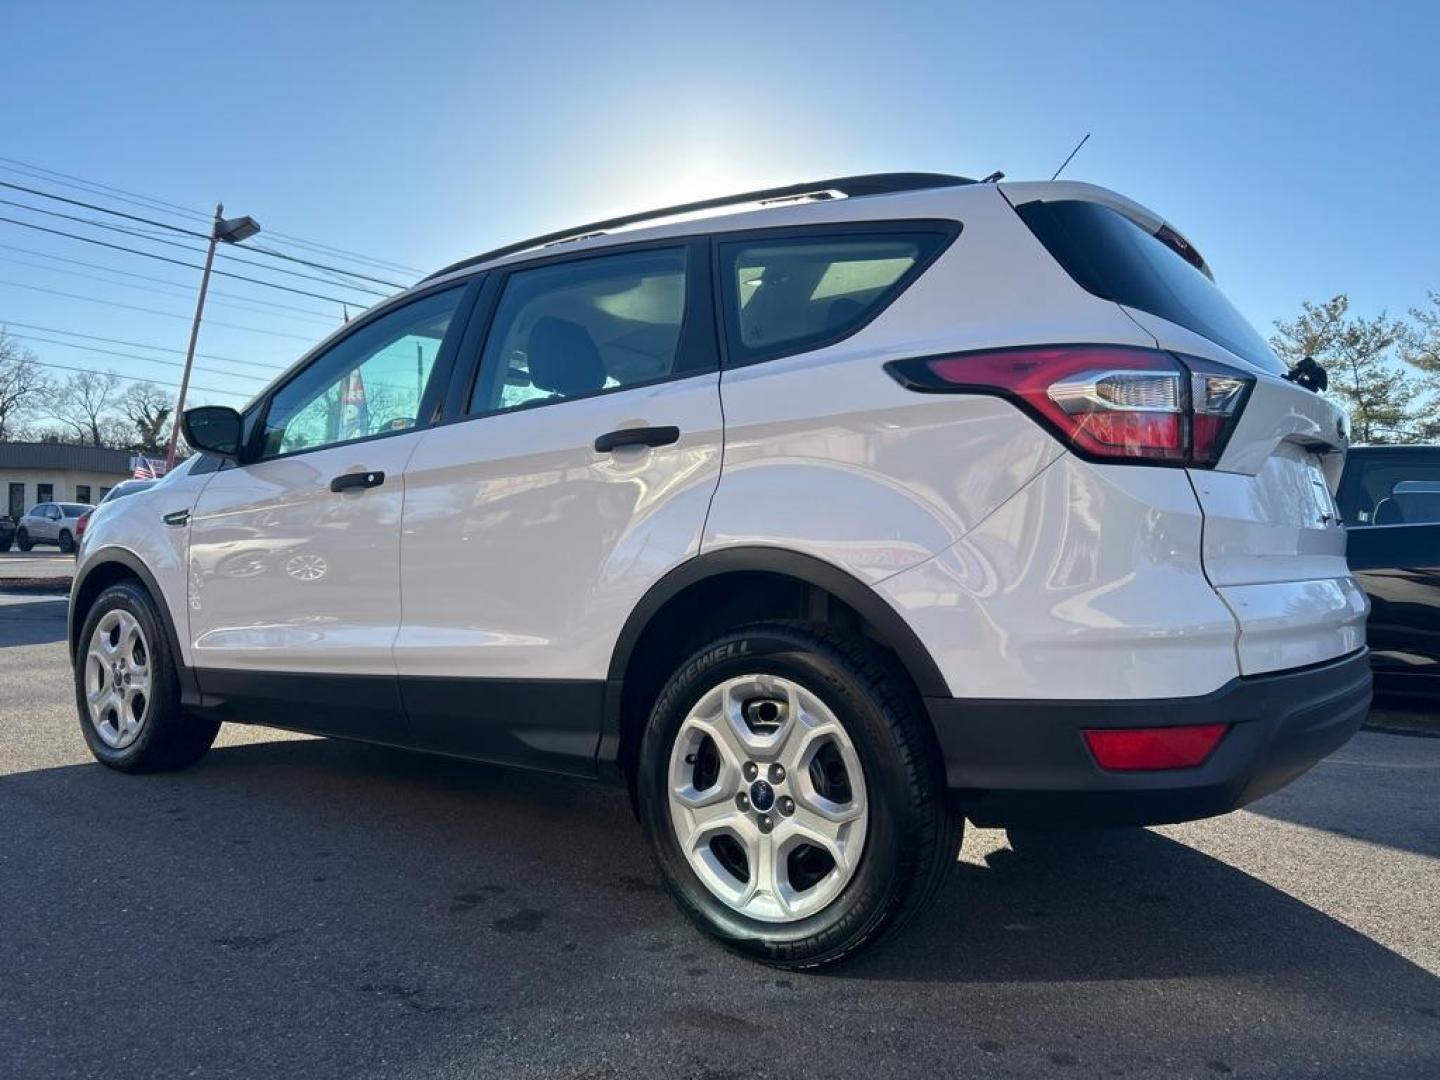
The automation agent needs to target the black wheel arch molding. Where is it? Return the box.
[69,548,203,708]
[598,545,952,778]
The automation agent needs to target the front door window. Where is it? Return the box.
[259,287,465,459]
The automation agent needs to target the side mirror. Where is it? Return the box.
[182,406,245,461]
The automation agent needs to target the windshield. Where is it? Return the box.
[1014,198,1286,375]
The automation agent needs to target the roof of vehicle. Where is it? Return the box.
[424,171,978,283]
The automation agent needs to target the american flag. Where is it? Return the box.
[130,456,166,480]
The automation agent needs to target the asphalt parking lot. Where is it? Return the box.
[1,592,1437,1080]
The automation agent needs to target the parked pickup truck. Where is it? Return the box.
[1340,445,1440,706]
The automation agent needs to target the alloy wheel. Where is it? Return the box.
[667,674,868,923]
[84,609,152,750]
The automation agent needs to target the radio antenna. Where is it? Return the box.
[1050,132,1091,181]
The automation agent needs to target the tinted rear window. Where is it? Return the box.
[1015,199,1285,375]
[718,231,952,364]
[60,504,90,515]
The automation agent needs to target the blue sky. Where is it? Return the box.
[1,0,1436,409]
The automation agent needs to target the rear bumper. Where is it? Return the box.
[928,649,1371,827]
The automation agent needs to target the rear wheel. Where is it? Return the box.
[637,623,957,968]
[17,529,33,552]
[75,580,220,772]
[58,530,75,554]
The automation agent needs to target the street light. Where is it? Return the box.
[163,203,261,469]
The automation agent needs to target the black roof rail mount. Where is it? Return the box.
[425,171,976,281]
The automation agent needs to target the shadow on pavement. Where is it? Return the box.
[0,598,68,648]
[2,735,1437,1079]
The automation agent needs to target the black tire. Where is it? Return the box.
[58,530,75,554]
[74,579,220,773]
[17,529,33,552]
[0,536,11,552]
[637,622,958,969]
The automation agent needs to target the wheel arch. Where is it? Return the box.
[69,549,201,706]
[602,547,950,783]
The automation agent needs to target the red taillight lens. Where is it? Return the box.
[886,345,1251,467]
[76,512,91,539]
[1083,723,1229,771]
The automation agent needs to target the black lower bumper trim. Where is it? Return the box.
[928,650,1372,827]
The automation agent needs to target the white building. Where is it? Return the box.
[0,442,135,519]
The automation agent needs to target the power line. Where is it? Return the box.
[0,278,321,341]
[0,178,409,290]
[0,197,391,299]
[7,332,270,383]
[0,213,381,306]
[23,356,250,400]
[0,243,341,324]
[0,155,425,275]
[0,320,287,370]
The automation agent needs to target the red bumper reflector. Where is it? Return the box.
[1083,723,1229,771]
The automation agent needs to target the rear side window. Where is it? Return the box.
[1015,200,1286,376]
[469,247,692,415]
[718,232,949,364]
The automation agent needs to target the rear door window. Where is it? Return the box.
[468,246,698,415]
[1015,199,1286,375]
[718,231,951,364]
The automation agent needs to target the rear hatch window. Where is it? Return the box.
[1014,199,1286,376]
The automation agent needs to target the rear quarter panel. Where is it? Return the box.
[705,185,1154,584]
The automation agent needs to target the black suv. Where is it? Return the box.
[1340,445,1440,705]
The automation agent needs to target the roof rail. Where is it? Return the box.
[423,171,975,281]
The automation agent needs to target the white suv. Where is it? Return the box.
[70,173,1371,967]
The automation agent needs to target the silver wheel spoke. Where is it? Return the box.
[739,832,791,918]
[781,805,856,874]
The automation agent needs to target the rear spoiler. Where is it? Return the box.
[997,181,1213,280]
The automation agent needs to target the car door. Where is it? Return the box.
[33,505,58,542]
[397,240,723,774]
[1341,451,1440,698]
[186,281,477,739]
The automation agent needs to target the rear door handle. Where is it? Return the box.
[593,426,680,453]
[330,470,385,493]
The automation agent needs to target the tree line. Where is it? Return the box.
[0,328,178,455]
[1270,291,1440,444]
[4,292,1440,451]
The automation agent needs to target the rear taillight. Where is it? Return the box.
[886,345,1252,467]
[76,512,91,540]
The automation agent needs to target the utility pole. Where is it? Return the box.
[164,204,261,469]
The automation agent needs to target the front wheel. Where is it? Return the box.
[637,623,958,968]
[75,580,220,772]
[17,529,33,552]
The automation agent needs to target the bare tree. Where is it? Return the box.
[1272,295,1420,444]
[121,381,175,455]
[0,328,51,441]
[47,370,124,447]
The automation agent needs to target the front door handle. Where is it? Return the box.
[330,470,385,493]
[593,426,680,453]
